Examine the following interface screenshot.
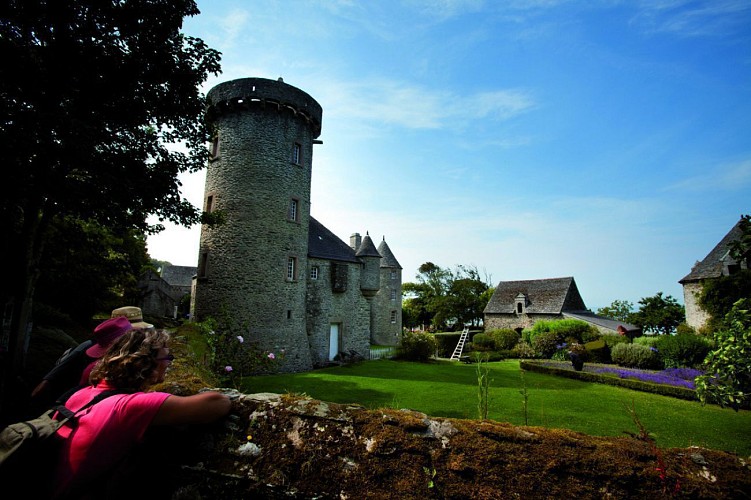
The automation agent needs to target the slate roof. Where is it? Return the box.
[483,277,588,315]
[377,238,402,269]
[355,233,381,258]
[161,265,197,287]
[308,216,360,263]
[679,219,744,283]
[562,311,641,334]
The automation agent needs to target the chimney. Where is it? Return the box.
[350,233,361,251]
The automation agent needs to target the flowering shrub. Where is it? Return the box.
[594,366,702,389]
[196,316,284,387]
[531,331,560,358]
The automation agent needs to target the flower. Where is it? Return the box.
[268,352,276,360]
[237,335,244,343]
[225,365,233,372]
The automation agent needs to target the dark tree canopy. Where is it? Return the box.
[0,0,221,414]
[630,292,685,335]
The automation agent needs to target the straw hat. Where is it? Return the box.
[111,306,153,330]
[86,317,133,357]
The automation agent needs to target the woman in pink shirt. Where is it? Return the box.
[51,329,231,499]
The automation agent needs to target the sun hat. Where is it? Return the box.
[111,306,153,330]
[86,317,133,357]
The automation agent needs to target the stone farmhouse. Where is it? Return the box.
[679,217,749,331]
[190,77,402,373]
[483,277,640,336]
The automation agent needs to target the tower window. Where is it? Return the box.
[390,311,397,323]
[287,257,297,281]
[198,252,209,278]
[310,266,319,280]
[390,289,397,301]
[206,195,214,213]
[288,198,299,222]
[390,270,398,280]
[210,135,220,159]
[292,142,302,165]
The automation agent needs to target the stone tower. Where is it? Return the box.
[373,237,402,345]
[192,77,322,372]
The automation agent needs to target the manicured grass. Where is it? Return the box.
[243,359,751,457]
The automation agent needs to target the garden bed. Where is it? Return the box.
[520,360,700,402]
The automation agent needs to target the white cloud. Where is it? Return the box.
[667,158,751,192]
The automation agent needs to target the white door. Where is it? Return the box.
[329,324,340,361]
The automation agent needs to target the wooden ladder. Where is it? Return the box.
[450,327,470,361]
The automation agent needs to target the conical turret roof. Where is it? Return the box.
[377,237,401,269]
[355,232,381,258]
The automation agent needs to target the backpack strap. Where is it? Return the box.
[51,390,123,426]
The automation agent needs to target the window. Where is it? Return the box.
[390,289,397,301]
[287,310,292,319]
[287,257,297,281]
[310,266,319,280]
[288,198,299,222]
[390,311,397,323]
[206,195,214,213]
[210,135,219,159]
[390,270,398,280]
[198,252,208,278]
[517,303,523,314]
[292,142,302,165]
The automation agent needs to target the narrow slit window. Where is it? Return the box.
[292,143,302,165]
[287,257,297,281]
[288,198,299,222]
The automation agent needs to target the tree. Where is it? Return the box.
[596,300,634,323]
[0,0,221,412]
[402,263,492,330]
[630,292,685,335]
[695,299,751,411]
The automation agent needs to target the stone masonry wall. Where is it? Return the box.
[193,78,322,372]
[306,257,371,366]
[683,281,711,331]
[372,266,401,345]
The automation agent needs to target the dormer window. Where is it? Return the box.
[515,293,527,314]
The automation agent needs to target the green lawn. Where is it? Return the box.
[243,359,751,457]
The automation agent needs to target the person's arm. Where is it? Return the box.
[151,391,231,426]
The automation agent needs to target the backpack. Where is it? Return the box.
[0,390,119,496]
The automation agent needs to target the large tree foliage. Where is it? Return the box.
[695,299,751,411]
[596,299,634,323]
[630,292,685,335]
[0,0,220,410]
[402,263,492,330]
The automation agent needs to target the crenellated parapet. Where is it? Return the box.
[206,77,322,138]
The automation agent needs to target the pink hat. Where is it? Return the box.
[86,317,133,358]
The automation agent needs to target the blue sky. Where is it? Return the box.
[146,0,750,312]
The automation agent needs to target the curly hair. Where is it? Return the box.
[89,329,171,391]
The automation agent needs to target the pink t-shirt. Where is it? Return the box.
[52,382,171,498]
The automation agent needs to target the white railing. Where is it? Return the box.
[369,346,396,360]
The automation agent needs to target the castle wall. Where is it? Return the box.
[306,258,371,366]
[372,267,402,345]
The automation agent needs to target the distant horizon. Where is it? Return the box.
[146,1,750,313]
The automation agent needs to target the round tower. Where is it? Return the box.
[373,237,403,345]
[193,77,322,372]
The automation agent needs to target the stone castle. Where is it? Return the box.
[190,77,402,372]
